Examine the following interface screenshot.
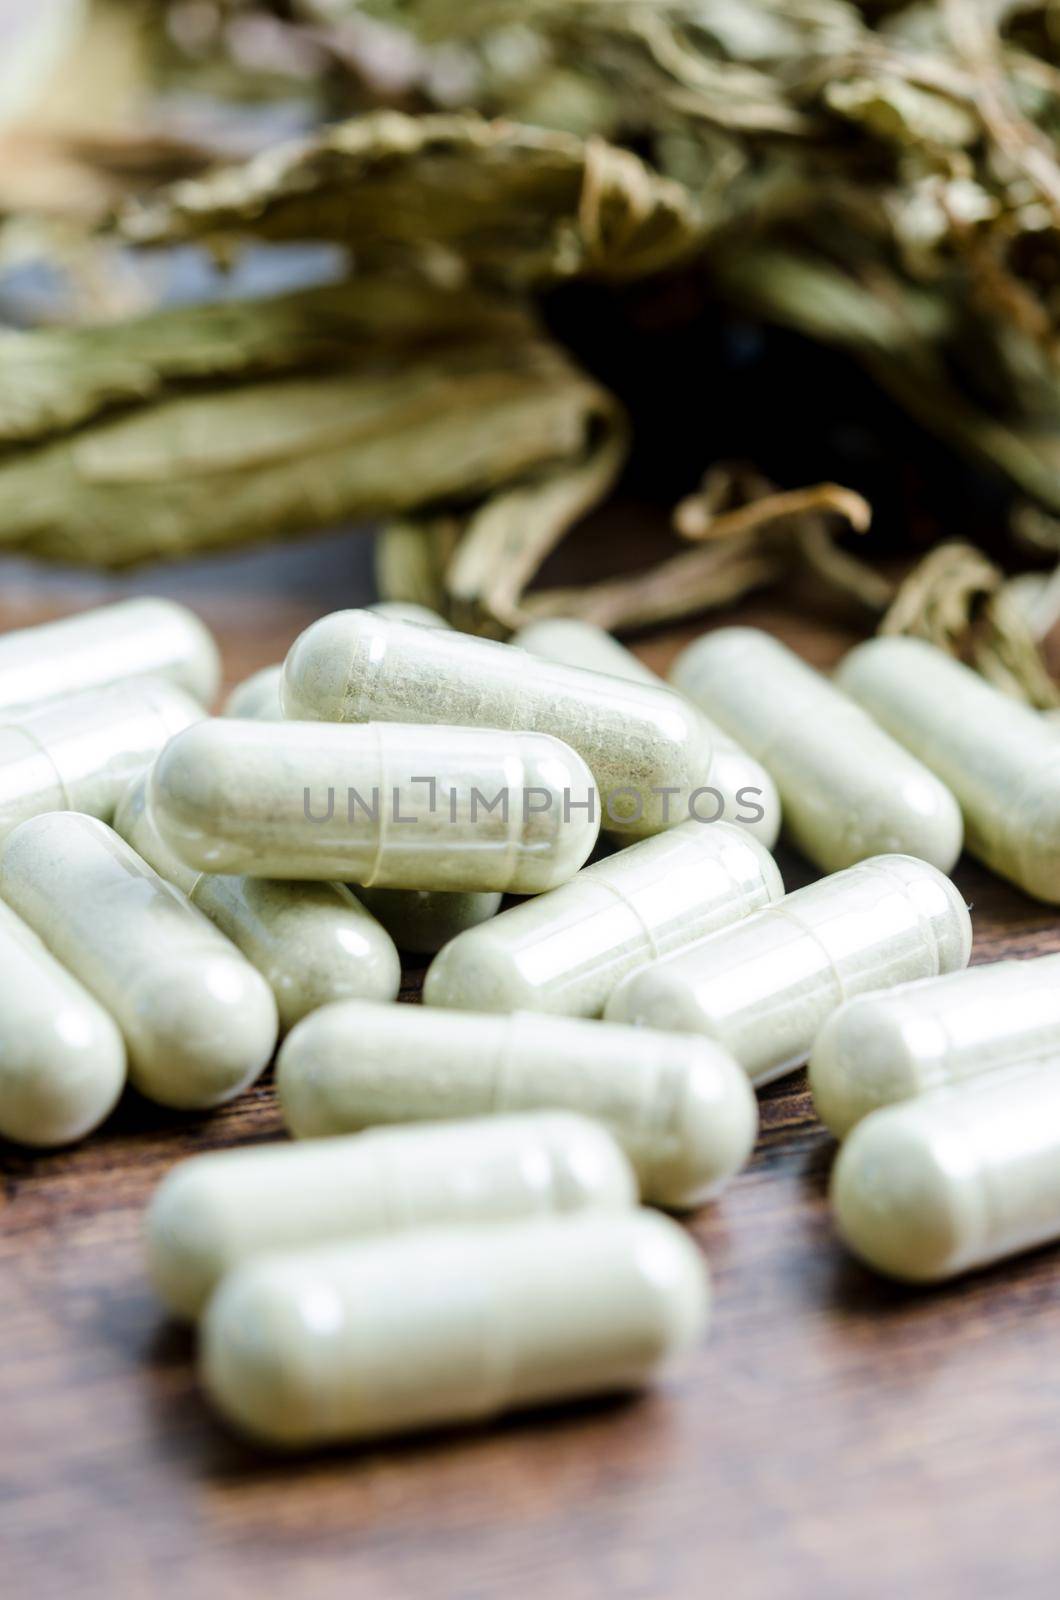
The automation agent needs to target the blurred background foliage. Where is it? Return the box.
[0,0,1057,694]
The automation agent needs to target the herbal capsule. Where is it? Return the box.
[424,819,783,1017]
[201,1209,708,1447]
[147,1111,635,1319]
[0,813,278,1110]
[221,607,449,722]
[516,618,781,847]
[606,855,971,1085]
[354,885,502,955]
[810,954,1060,1137]
[838,635,1060,901]
[0,597,220,711]
[0,677,202,839]
[281,609,709,839]
[232,607,490,947]
[150,719,598,892]
[669,628,962,874]
[114,774,401,1030]
[0,898,126,1147]
[223,665,283,720]
[832,1066,1060,1282]
[277,1000,757,1209]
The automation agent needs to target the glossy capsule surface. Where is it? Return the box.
[0,597,220,712]
[115,774,401,1030]
[277,1000,757,1209]
[670,628,962,873]
[838,635,1060,901]
[148,1111,636,1318]
[517,618,780,846]
[201,1209,709,1447]
[832,1066,1060,1282]
[220,606,450,722]
[0,898,126,1147]
[606,855,972,1085]
[424,819,783,1018]
[150,719,598,892]
[810,954,1060,1137]
[0,813,278,1109]
[0,677,201,839]
[281,609,710,839]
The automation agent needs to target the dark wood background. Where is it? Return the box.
[3,527,1059,1600]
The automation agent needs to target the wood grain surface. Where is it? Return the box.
[2,528,1059,1600]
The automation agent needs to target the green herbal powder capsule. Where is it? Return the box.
[832,1066,1060,1282]
[150,718,599,892]
[148,1111,636,1319]
[277,1000,757,1209]
[281,609,710,840]
[0,813,278,1109]
[606,855,972,1085]
[810,953,1060,1137]
[670,628,962,873]
[201,1210,709,1448]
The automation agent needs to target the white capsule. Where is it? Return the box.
[517,618,781,847]
[150,718,598,892]
[838,635,1060,901]
[832,1066,1060,1282]
[221,606,450,722]
[201,1208,708,1447]
[114,774,400,1030]
[0,813,278,1109]
[282,609,710,839]
[606,855,972,1085]
[353,885,502,955]
[0,898,126,1147]
[0,597,220,711]
[669,628,962,873]
[424,819,783,1017]
[223,664,283,720]
[810,954,1060,1137]
[0,677,202,840]
[277,1000,757,1209]
[148,1111,636,1319]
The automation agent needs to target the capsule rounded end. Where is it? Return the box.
[628,1210,711,1358]
[831,1107,965,1282]
[201,1260,317,1447]
[536,1112,639,1210]
[282,609,376,722]
[603,966,718,1040]
[149,720,233,872]
[423,927,542,1014]
[646,1045,758,1210]
[809,999,925,1139]
[513,736,600,892]
[0,1000,126,1148]
[126,950,278,1110]
[248,883,402,1029]
[274,1008,346,1138]
[709,744,782,848]
[146,1163,229,1320]
[147,598,223,705]
[870,855,972,974]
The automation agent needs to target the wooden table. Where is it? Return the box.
[3,530,1059,1599]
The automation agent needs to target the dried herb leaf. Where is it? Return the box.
[120,109,705,286]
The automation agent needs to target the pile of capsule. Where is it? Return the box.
[3,596,1060,1450]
